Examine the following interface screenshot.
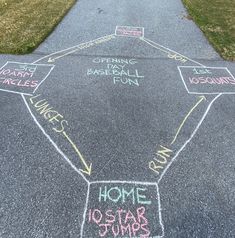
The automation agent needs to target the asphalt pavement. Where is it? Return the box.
[0,0,234,237]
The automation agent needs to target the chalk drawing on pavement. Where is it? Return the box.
[81,181,164,238]
[1,26,234,237]
[178,66,235,94]
[28,94,92,176]
[115,26,144,38]
[0,61,54,95]
[87,57,144,87]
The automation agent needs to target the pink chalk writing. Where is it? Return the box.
[0,68,34,78]
[0,78,38,88]
[0,62,54,95]
[118,29,142,36]
[0,66,39,88]
[189,76,235,85]
[88,207,150,237]
[115,26,144,38]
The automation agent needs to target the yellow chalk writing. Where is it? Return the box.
[28,94,92,175]
[149,145,173,175]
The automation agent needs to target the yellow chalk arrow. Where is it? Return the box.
[171,96,206,145]
[62,131,92,175]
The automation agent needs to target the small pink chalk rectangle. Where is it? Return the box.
[115,26,144,37]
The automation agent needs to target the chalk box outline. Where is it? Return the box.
[178,66,235,95]
[81,181,164,238]
[0,61,55,96]
[115,25,145,38]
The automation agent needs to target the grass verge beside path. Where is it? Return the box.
[182,0,235,61]
[0,0,76,54]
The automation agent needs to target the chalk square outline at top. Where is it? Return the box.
[0,61,55,96]
[115,25,145,38]
[177,66,235,95]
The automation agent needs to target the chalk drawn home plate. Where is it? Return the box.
[82,182,163,238]
[178,66,235,94]
[0,61,54,95]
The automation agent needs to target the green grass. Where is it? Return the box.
[182,0,235,61]
[0,0,76,54]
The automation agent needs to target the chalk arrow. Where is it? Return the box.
[198,96,206,101]
[48,58,55,63]
[80,163,92,176]
[171,96,206,145]
[45,34,115,63]
[62,131,92,176]
[47,48,79,63]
